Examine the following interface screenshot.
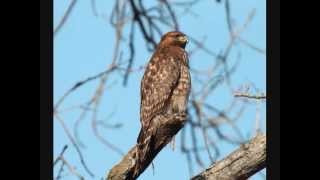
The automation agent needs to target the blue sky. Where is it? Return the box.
[54,0,266,179]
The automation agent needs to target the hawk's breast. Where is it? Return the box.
[170,64,191,113]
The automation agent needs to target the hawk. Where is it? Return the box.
[136,31,191,168]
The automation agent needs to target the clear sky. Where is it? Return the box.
[54,0,266,179]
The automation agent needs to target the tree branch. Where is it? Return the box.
[106,114,187,180]
[191,133,266,180]
[54,0,77,37]
[234,92,266,100]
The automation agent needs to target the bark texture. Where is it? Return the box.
[191,133,266,180]
[106,114,187,180]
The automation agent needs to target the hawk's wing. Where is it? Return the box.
[138,49,181,143]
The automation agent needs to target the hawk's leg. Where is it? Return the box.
[167,112,187,151]
[170,135,176,151]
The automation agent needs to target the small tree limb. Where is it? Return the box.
[191,133,266,180]
[234,92,266,100]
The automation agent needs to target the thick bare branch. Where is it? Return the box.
[191,133,266,180]
[106,114,187,180]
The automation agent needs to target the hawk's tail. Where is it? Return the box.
[137,128,145,144]
[135,127,155,171]
[136,128,152,157]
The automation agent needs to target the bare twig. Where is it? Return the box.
[91,0,98,16]
[55,114,95,177]
[160,0,179,30]
[54,145,68,166]
[60,156,85,180]
[234,92,266,100]
[56,160,66,180]
[129,0,157,49]
[54,66,117,112]
[55,145,69,180]
[73,102,92,148]
[123,21,136,86]
[91,98,124,155]
[238,37,266,55]
[54,0,77,36]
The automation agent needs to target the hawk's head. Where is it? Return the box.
[159,31,188,49]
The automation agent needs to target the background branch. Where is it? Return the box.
[234,92,266,100]
[54,0,77,36]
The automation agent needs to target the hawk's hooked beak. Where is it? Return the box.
[178,35,188,44]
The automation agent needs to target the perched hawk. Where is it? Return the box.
[136,31,191,167]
